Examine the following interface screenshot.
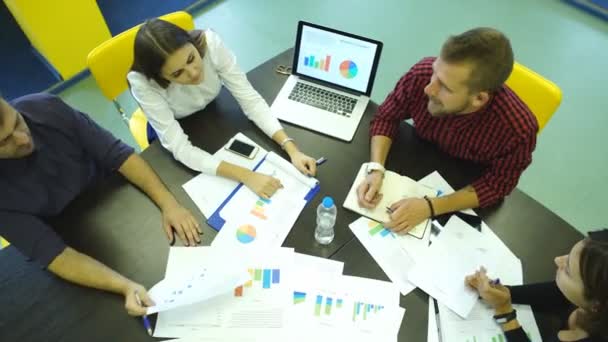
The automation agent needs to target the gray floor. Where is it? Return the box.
[58,0,608,234]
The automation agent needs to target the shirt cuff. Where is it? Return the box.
[259,116,283,139]
[471,179,500,208]
[31,230,68,268]
[369,119,399,139]
[202,156,223,176]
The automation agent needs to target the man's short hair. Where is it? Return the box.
[440,27,514,93]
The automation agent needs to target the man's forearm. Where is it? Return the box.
[118,154,177,210]
[370,135,393,166]
[430,185,480,216]
[48,247,131,295]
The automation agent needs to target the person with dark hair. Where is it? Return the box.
[0,93,201,316]
[466,229,608,341]
[128,19,317,199]
[356,27,538,234]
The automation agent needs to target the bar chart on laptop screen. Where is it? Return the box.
[298,25,377,92]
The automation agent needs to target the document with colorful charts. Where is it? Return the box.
[153,247,294,340]
[343,163,436,238]
[349,216,434,295]
[211,152,318,251]
[146,263,250,314]
[289,274,405,342]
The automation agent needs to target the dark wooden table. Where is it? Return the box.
[0,49,583,341]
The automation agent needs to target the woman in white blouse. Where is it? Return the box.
[128,19,317,199]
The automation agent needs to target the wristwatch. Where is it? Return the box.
[493,310,517,325]
[366,162,385,175]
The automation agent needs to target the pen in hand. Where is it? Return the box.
[316,157,327,166]
[134,291,153,336]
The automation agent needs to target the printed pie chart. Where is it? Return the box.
[339,60,358,79]
[236,224,256,244]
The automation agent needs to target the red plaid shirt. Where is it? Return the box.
[371,57,538,207]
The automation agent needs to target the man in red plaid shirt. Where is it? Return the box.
[357,28,538,234]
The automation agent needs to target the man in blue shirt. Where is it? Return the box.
[0,93,202,316]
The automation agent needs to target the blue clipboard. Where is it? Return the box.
[206,156,321,231]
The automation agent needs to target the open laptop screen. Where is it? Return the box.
[293,21,383,96]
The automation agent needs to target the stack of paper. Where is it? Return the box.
[150,246,406,341]
[288,262,405,342]
[210,151,318,251]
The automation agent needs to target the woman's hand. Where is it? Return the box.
[466,267,513,314]
[288,150,317,176]
[243,171,283,199]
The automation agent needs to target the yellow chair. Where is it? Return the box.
[0,236,9,250]
[505,62,562,133]
[87,11,195,150]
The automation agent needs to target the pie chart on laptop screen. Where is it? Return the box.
[339,60,358,79]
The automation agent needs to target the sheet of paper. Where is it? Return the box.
[438,301,542,342]
[419,171,477,216]
[289,274,405,342]
[409,216,499,318]
[349,217,417,295]
[183,133,268,218]
[147,266,250,314]
[154,247,294,340]
[428,297,441,342]
[211,152,315,251]
[343,164,436,238]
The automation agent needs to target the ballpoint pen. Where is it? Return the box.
[135,291,152,336]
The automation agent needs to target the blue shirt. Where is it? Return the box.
[0,93,134,267]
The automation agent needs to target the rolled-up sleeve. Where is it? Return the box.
[0,211,66,267]
[471,133,536,207]
[71,109,135,172]
[370,60,427,139]
[207,30,283,138]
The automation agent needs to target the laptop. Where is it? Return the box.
[271,21,383,141]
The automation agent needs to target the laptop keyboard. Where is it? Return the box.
[288,82,357,117]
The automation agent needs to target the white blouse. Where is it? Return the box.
[127,29,283,175]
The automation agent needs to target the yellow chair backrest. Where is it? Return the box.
[87,11,195,100]
[0,236,9,249]
[505,62,562,133]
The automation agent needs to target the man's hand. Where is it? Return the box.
[243,171,283,199]
[289,150,317,176]
[384,197,431,234]
[162,202,201,246]
[356,171,384,208]
[123,282,155,316]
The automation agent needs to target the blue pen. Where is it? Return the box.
[135,292,153,336]
[316,157,327,166]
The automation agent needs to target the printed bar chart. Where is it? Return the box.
[250,197,271,220]
[368,220,395,238]
[234,268,281,297]
[304,54,331,71]
[352,301,384,321]
[312,294,344,317]
[293,291,306,304]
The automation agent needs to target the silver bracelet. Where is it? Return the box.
[280,137,295,150]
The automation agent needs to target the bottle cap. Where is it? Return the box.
[322,196,334,208]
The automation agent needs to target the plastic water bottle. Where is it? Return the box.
[315,196,336,245]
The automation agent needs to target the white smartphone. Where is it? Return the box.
[224,139,259,159]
